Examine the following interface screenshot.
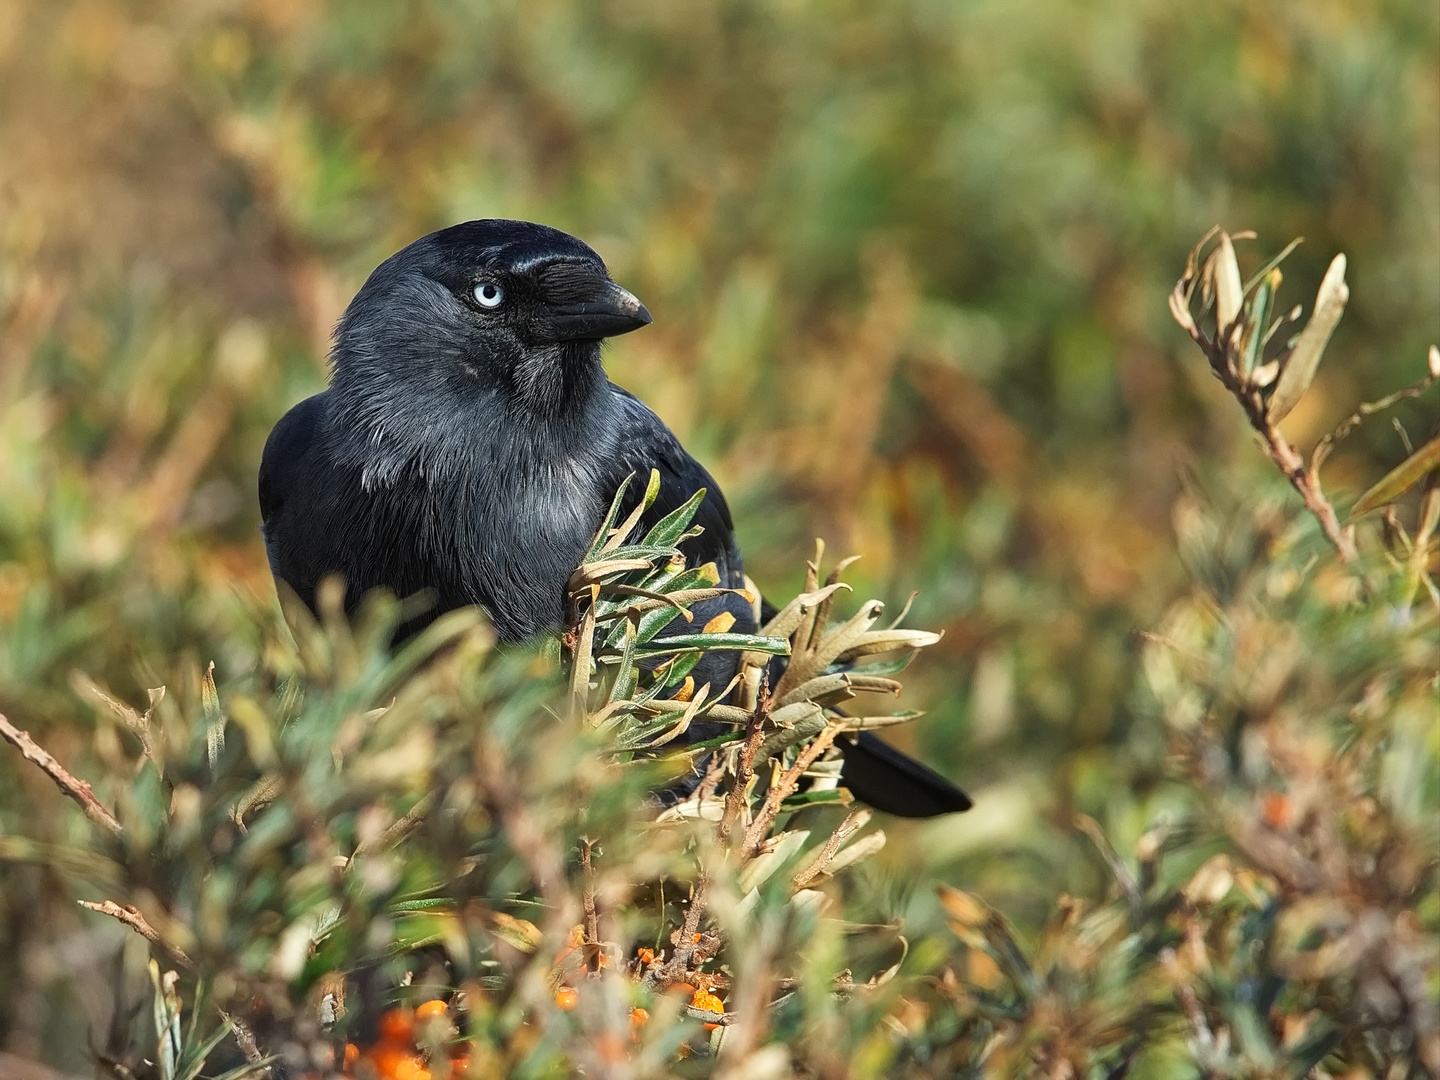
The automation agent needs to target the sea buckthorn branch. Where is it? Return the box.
[0,710,123,836]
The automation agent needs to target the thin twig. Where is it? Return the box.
[684,1001,732,1027]
[579,839,601,975]
[741,724,841,859]
[1311,373,1439,479]
[694,754,726,805]
[78,900,193,968]
[0,711,123,835]
[1075,814,1142,909]
[792,807,869,891]
[643,709,770,993]
[224,1015,272,1079]
[1178,300,1358,563]
[347,793,432,867]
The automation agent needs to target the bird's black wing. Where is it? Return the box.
[605,385,745,588]
[258,392,327,578]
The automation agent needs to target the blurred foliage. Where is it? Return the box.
[2,461,1436,1078]
[0,0,1437,1076]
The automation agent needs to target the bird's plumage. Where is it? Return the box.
[260,219,969,817]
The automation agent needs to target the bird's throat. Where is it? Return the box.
[508,339,606,425]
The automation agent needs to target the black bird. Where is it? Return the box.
[259,219,970,817]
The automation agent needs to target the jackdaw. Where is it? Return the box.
[260,219,970,817]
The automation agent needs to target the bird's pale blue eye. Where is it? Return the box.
[473,281,504,308]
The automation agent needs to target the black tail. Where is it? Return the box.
[837,730,972,817]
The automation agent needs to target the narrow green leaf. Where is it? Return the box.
[633,632,790,656]
[1286,1021,1342,1076]
[599,469,664,556]
[781,789,850,810]
[614,714,693,751]
[387,897,455,913]
[202,662,224,776]
[586,473,636,560]
[1351,435,1440,518]
[207,1059,280,1080]
[1241,236,1303,295]
[621,567,724,647]
[177,1019,236,1080]
[659,650,702,689]
[592,544,684,564]
[607,619,639,703]
[1240,270,1276,376]
[149,962,178,1080]
[642,467,662,512]
[642,488,707,548]
[183,980,207,1050]
[663,729,751,755]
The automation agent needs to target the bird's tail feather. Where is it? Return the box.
[838,730,972,818]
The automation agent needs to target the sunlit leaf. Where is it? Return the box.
[1351,435,1440,518]
[1268,254,1348,422]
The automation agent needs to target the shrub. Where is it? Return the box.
[1,234,1435,1078]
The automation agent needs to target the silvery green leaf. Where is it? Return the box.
[598,469,662,556]
[1351,435,1440,518]
[835,628,943,660]
[633,632,789,656]
[1268,253,1348,423]
[586,472,636,560]
[641,487,708,547]
[757,583,851,640]
[1240,270,1277,378]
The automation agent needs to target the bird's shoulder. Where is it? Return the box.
[604,384,743,585]
[259,391,328,525]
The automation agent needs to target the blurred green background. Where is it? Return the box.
[0,0,1436,1065]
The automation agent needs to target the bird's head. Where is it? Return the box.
[329,220,650,450]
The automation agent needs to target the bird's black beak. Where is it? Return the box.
[543,281,652,342]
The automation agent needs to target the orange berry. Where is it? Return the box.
[630,1007,649,1028]
[368,1045,428,1080]
[1262,793,1292,829]
[448,1054,470,1077]
[635,947,655,965]
[343,1044,360,1067]
[378,1008,414,1043]
[594,1033,626,1064]
[690,989,724,1030]
[664,982,695,997]
[554,985,579,1010]
[415,999,448,1021]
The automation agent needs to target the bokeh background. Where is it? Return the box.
[1,0,1436,1066]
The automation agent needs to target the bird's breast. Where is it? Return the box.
[418,453,608,640]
